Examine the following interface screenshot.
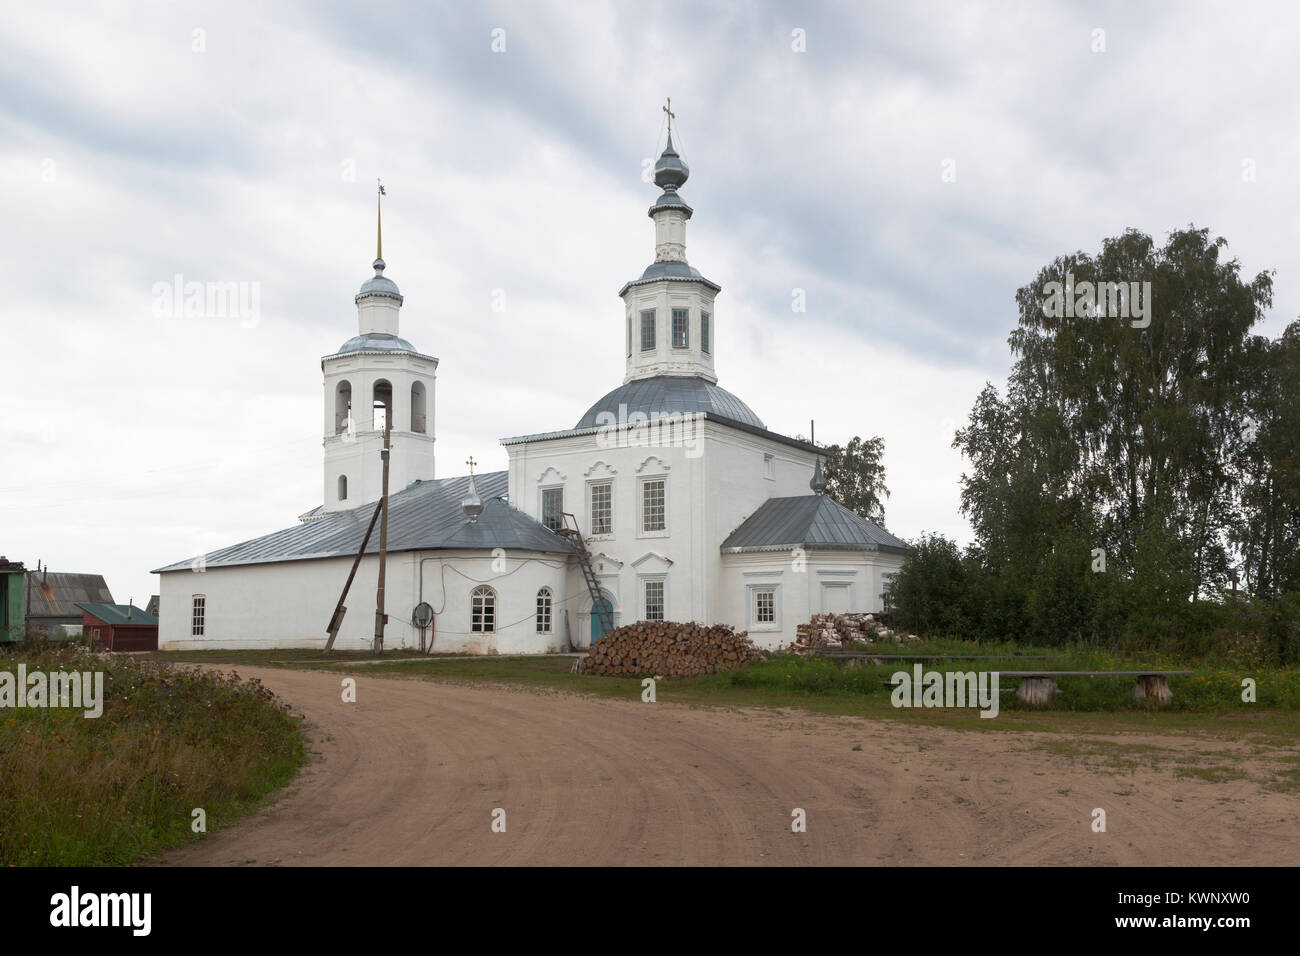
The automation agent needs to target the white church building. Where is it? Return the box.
[153,130,906,653]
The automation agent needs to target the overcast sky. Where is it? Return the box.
[2,0,1296,609]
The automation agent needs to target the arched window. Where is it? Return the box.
[470,585,496,633]
[337,475,348,501]
[335,380,352,434]
[536,587,553,633]
[372,379,392,432]
[411,381,427,434]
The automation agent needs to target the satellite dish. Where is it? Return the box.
[412,602,434,627]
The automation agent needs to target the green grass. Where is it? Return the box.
[0,646,306,866]
[147,643,1300,739]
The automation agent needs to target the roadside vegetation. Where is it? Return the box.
[0,642,306,866]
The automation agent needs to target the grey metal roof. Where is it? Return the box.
[721,495,909,554]
[575,375,765,429]
[355,258,403,303]
[153,471,575,573]
[619,260,721,296]
[26,572,115,620]
[328,332,431,359]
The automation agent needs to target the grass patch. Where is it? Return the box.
[0,646,306,866]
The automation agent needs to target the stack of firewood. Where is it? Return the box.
[788,613,922,654]
[581,621,761,677]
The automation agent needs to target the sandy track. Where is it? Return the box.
[162,667,1300,866]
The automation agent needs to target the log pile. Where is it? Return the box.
[581,621,761,677]
[788,613,923,654]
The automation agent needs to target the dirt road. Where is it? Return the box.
[163,667,1299,866]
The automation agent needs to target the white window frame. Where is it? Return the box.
[471,585,497,633]
[819,581,855,614]
[587,479,613,536]
[701,311,710,353]
[763,453,775,480]
[640,309,656,351]
[536,587,553,634]
[641,576,666,622]
[747,584,781,631]
[540,485,565,532]
[638,476,668,537]
[671,308,689,348]
[191,594,206,637]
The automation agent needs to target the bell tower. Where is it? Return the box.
[320,183,438,512]
[619,101,721,384]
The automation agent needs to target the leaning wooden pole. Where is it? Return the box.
[323,498,384,652]
[373,413,392,655]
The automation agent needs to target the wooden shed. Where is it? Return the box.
[75,603,159,652]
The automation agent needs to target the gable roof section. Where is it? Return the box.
[26,573,115,619]
[75,603,159,627]
[152,471,574,573]
[721,495,908,555]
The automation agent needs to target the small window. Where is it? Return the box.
[640,310,656,351]
[589,481,612,535]
[411,381,427,433]
[338,474,348,500]
[763,454,775,480]
[191,595,206,637]
[471,585,496,633]
[536,587,553,633]
[643,579,665,621]
[753,587,776,625]
[701,312,710,353]
[641,478,666,532]
[627,314,632,357]
[672,308,689,348]
[542,487,564,531]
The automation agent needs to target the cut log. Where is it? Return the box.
[1133,674,1173,705]
[1016,677,1059,706]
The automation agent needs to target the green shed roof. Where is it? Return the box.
[74,603,158,627]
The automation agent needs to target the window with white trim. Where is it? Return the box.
[641,478,666,533]
[640,310,656,351]
[589,480,612,535]
[753,587,776,625]
[536,587,553,633]
[471,585,496,633]
[643,579,665,621]
[191,595,206,637]
[701,312,710,353]
[672,308,689,348]
[541,487,564,531]
[763,454,775,480]
[627,314,632,357]
[338,474,348,500]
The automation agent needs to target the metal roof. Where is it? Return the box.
[26,573,115,620]
[153,471,574,574]
[354,259,403,303]
[619,260,721,296]
[325,332,434,362]
[74,603,158,627]
[574,375,765,429]
[721,495,909,554]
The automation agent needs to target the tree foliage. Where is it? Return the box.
[889,226,1299,656]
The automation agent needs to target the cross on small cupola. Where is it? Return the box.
[461,455,484,523]
[662,97,675,135]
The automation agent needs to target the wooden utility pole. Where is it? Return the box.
[373,409,392,654]
[323,498,384,652]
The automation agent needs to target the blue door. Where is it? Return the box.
[591,598,613,641]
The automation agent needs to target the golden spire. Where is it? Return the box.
[662,97,675,136]
[465,455,477,475]
[376,179,386,261]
